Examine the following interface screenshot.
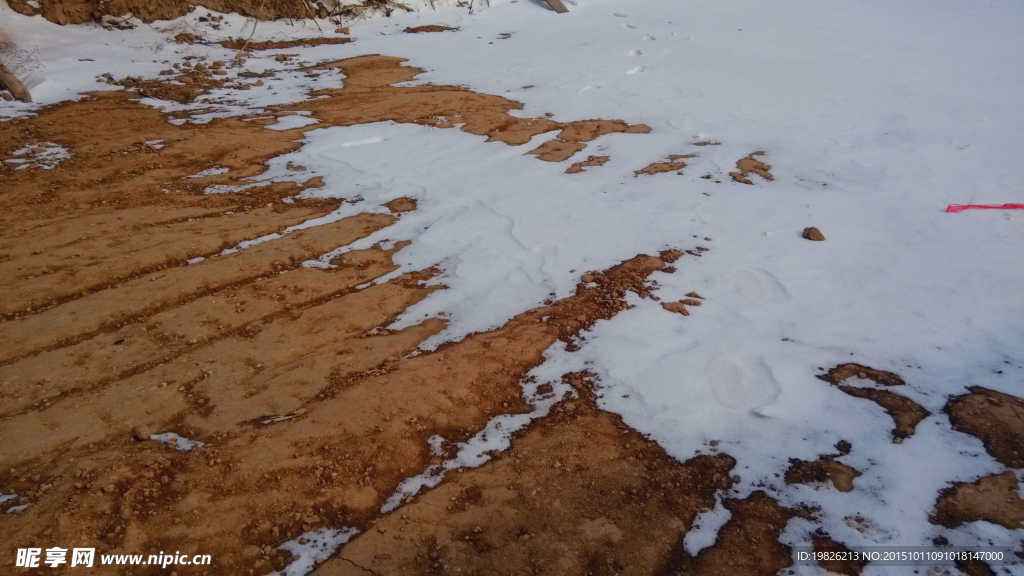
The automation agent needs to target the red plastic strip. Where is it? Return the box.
[946,203,1024,213]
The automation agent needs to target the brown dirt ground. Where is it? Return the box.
[931,471,1024,530]
[565,155,609,174]
[729,151,773,184]
[2,46,1021,576]
[811,535,868,576]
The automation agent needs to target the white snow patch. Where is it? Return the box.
[683,496,731,556]
[186,165,230,178]
[4,142,70,170]
[275,527,358,576]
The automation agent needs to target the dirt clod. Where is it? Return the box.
[803,226,825,241]
[818,364,927,440]
[662,301,690,316]
[729,151,773,184]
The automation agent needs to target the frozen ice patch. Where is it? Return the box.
[683,496,731,556]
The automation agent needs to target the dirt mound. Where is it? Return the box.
[565,155,608,174]
[0,79,713,569]
[6,0,417,25]
[6,0,317,24]
[664,492,807,576]
[5,40,1019,575]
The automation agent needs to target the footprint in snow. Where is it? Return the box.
[627,66,645,75]
[724,267,789,301]
[629,49,642,56]
[613,13,627,17]
[578,84,600,95]
[706,357,781,411]
[643,34,655,41]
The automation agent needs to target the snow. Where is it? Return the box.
[265,111,320,131]
[275,527,359,576]
[3,142,70,170]
[150,432,205,451]
[3,0,1022,570]
[186,165,230,178]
